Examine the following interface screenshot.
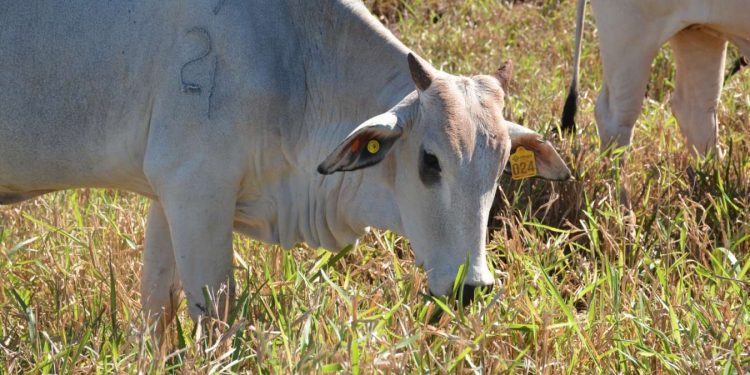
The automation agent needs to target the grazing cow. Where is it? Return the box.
[562,0,750,156]
[0,1,570,329]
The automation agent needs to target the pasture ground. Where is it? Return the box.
[1,1,749,373]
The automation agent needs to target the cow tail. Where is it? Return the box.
[725,56,748,83]
[561,0,586,133]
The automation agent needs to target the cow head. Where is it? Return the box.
[319,53,570,301]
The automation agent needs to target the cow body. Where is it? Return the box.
[1,1,310,202]
[1,1,409,252]
[563,0,750,156]
[1,0,569,328]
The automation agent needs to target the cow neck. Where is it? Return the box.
[288,1,415,119]
[276,1,414,251]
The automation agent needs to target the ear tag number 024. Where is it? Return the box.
[510,146,537,180]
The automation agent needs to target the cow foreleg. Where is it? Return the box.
[670,28,727,157]
[156,176,237,323]
[592,3,664,150]
[141,200,182,337]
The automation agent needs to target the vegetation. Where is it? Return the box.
[1,1,748,373]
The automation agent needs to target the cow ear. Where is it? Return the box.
[494,60,513,92]
[503,120,571,181]
[318,112,403,174]
[408,53,435,91]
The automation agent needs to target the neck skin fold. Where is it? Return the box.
[234,1,414,251]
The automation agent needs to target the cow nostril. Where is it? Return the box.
[460,283,493,306]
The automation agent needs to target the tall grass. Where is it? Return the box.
[1,1,749,373]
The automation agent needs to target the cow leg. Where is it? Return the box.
[670,28,727,157]
[591,4,665,149]
[140,200,182,336]
[156,176,237,322]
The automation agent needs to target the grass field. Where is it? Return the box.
[2,1,749,373]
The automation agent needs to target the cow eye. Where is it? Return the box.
[419,148,441,185]
[423,151,441,172]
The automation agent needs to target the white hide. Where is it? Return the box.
[0,0,570,325]
[566,0,750,156]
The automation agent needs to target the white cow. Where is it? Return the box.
[0,1,570,330]
[562,0,750,156]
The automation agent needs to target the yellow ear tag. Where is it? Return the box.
[367,139,380,154]
[509,146,537,180]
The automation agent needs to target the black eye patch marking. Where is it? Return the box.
[419,147,441,186]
